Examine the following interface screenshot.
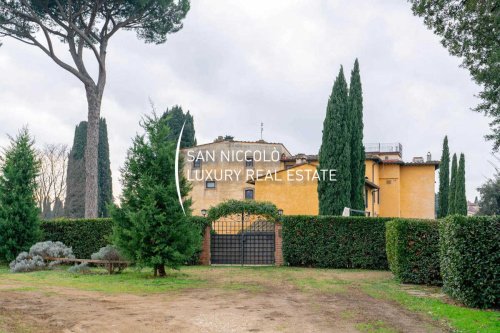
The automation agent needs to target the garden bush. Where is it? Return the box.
[91,245,124,261]
[282,216,391,269]
[91,245,127,274]
[440,215,499,308]
[9,241,74,273]
[386,219,441,285]
[40,218,113,258]
[68,262,91,274]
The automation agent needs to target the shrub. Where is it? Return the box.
[9,252,45,273]
[68,262,90,274]
[91,245,123,261]
[440,215,499,308]
[282,216,391,269]
[40,218,113,258]
[9,241,74,273]
[29,240,74,259]
[186,216,210,265]
[386,219,441,285]
[91,245,126,274]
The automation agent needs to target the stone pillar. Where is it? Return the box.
[275,222,284,266]
[199,225,211,265]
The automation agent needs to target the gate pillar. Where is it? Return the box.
[200,225,211,265]
[274,222,284,266]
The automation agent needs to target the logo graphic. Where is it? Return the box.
[175,120,186,215]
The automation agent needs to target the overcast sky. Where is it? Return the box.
[0,0,494,202]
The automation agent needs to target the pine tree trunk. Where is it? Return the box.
[84,86,101,218]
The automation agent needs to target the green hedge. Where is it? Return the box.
[282,216,391,269]
[41,217,210,262]
[186,216,210,265]
[386,219,441,285]
[41,218,113,259]
[440,215,499,308]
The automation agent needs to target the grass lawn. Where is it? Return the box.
[0,265,498,333]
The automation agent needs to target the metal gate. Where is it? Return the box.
[210,214,275,265]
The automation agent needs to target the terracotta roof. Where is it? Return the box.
[181,140,292,156]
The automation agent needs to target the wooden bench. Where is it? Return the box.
[44,257,131,274]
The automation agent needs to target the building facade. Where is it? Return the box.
[183,140,438,219]
[181,138,291,215]
[252,143,439,219]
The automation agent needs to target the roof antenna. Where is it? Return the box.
[260,122,264,140]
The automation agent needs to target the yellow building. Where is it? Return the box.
[252,143,439,219]
[183,139,438,219]
[182,137,291,216]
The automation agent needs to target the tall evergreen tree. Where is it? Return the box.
[438,136,450,217]
[348,59,365,210]
[161,105,197,148]
[112,113,200,277]
[448,153,458,215]
[65,122,87,218]
[0,128,40,261]
[318,67,351,215]
[53,198,64,218]
[42,198,52,219]
[98,119,113,217]
[455,153,467,215]
[65,119,112,217]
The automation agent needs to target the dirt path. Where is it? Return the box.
[0,285,444,333]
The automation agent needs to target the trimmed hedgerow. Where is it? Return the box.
[440,215,499,308]
[386,219,441,285]
[40,217,209,262]
[40,218,113,259]
[282,216,391,269]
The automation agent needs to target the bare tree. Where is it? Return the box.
[36,143,68,218]
[0,1,190,217]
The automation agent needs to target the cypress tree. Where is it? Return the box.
[455,153,467,215]
[437,136,450,217]
[161,105,197,148]
[318,66,351,215]
[448,153,458,215]
[0,128,41,261]
[65,122,87,217]
[42,198,52,219]
[98,119,113,217]
[65,119,113,217]
[53,197,64,218]
[112,113,200,277]
[348,59,365,210]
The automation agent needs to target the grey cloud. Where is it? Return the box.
[0,0,493,201]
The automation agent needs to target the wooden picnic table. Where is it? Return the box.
[44,257,131,274]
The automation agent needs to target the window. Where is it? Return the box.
[365,188,368,208]
[193,158,201,168]
[245,157,254,167]
[245,189,254,200]
[205,180,216,189]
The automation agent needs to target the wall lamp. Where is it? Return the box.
[201,209,207,217]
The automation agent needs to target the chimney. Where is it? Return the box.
[412,156,424,163]
[426,152,432,162]
[295,153,307,165]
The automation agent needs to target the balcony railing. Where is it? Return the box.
[364,143,403,156]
